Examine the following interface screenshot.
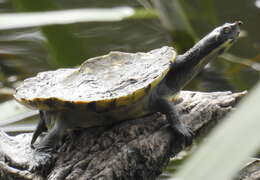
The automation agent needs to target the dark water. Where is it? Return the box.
[0,0,259,179]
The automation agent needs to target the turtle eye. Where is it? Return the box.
[223,27,231,34]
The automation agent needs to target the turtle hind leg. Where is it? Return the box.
[31,110,48,148]
[30,115,67,173]
[156,98,193,146]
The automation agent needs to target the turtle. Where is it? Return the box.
[14,21,241,171]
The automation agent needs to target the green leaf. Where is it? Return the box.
[0,8,135,30]
[11,0,135,66]
[152,0,196,52]
[0,100,37,126]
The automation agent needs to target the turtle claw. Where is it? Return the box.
[183,127,194,146]
[29,149,55,174]
[172,123,194,147]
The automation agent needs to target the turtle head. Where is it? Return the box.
[177,21,242,65]
[163,22,241,95]
[206,21,242,53]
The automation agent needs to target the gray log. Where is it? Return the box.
[233,159,260,180]
[0,91,246,180]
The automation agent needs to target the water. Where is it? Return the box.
[0,0,259,179]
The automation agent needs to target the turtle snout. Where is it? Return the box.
[230,21,242,39]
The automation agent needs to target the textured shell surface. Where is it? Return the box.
[14,46,176,110]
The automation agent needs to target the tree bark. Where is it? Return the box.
[234,159,260,180]
[0,91,246,180]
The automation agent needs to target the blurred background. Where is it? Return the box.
[0,0,259,179]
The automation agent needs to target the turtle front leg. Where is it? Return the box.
[156,98,193,146]
[30,115,66,173]
[31,111,48,148]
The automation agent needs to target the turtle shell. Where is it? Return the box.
[14,46,176,111]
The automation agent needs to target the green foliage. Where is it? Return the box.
[12,0,89,67]
[152,0,197,52]
[40,25,88,67]
[12,0,57,12]
[127,8,158,20]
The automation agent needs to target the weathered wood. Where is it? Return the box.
[234,159,260,180]
[0,91,246,180]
